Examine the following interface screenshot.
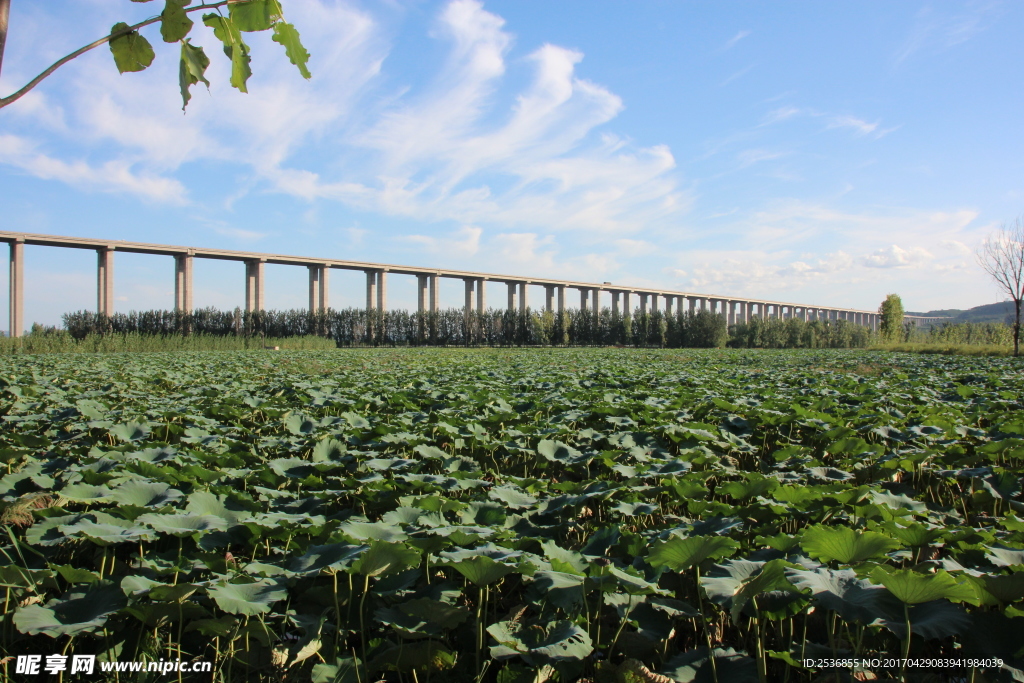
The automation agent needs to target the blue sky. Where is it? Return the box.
[2,0,1021,327]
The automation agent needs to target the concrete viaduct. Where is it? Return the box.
[1,231,879,338]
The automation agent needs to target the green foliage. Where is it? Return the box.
[101,0,309,109]
[0,348,1021,681]
[879,293,905,342]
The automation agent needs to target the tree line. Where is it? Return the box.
[59,306,875,349]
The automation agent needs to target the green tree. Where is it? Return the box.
[0,0,310,111]
[977,217,1024,357]
[878,293,904,342]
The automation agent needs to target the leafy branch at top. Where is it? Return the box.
[0,0,310,112]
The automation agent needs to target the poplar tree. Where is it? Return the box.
[879,293,904,343]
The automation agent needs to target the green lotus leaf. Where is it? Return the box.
[374,598,470,638]
[647,535,740,572]
[488,619,593,663]
[368,639,456,673]
[869,599,972,640]
[661,646,758,683]
[14,582,127,637]
[986,546,1024,568]
[312,438,347,462]
[800,525,900,564]
[540,540,587,575]
[184,491,250,526]
[59,483,114,503]
[290,543,367,576]
[311,656,363,683]
[340,521,409,543]
[109,480,183,507]
[531,570,584,611]
[109,420,152,442]
[488,486,537,509]
[137,513,228,537]
[536,439,588,464]
[785,566,888,624]
[449,555,515,586]
[352,541,420,577]
[207,578,288,616]
[870,567,978,605]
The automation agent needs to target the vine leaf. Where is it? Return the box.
[272,22,311,79]
[109,23,155,74]
[160,0,194,43]
[203,14,252,93]
[179,39,211,110]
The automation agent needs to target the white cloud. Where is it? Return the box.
[861,244,933,268]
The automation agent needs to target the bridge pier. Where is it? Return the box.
[97,247,115,316]
[557,285,565,313]
[308,265,328,313]
[464,279,475,327]
[477,278,486,314]
[519,283,528,312]
[9,239,23,337]
[175,254,193,312]
[580,287,589,312]
[507,282,516,311]
[545,285,554,313]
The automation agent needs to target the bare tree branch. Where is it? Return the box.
[0,0,10,79]
[0,1,231,110]
[977,216,1024,356]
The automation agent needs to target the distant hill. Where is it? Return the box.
[907,301,1015,324]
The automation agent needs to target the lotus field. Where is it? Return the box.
[2,348,1024,683]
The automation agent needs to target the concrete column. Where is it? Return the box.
[557,285,565,313]
[243,259,264,312]
[377,271,387,311]
[477,278,486,314]
[727,301,736,325]
[174,253,193,312]
[464,279,475,325]
[622,291,631,315]
[307,266,319,313]
[507,282,516,311]
[97,247,115,316]
[639,293,648,315]
[9,240,24,337]
[429,275,439,312]
[580,288,588,312]
[664,296,673,316]
[320,266,329,311]
[688,297,696,316]
[651,294,659,314]
[612,291,620,316]
[417,275,428,313]
[365,270,377,310]
[519,283,528,312]
[544,285,554,313]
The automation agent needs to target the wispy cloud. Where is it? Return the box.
[0,134,187,203]
[719,64,755,87]
[895,3,999,64]
[827,115,879,136]
[721,30,751,51]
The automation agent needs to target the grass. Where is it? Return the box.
[0,332,338,354]
[868,341,1014,357]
